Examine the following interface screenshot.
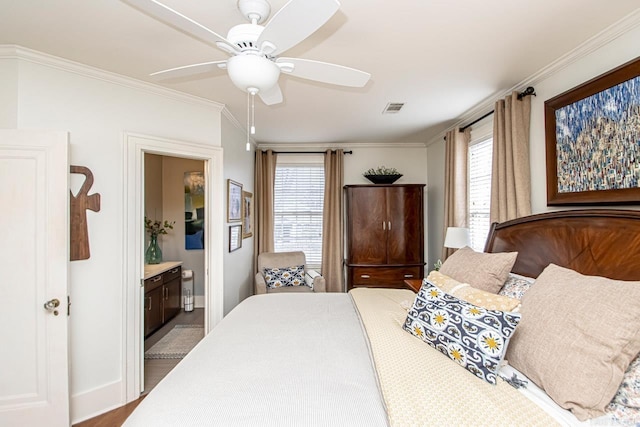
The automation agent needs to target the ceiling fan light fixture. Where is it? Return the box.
[226,23,264,50]
[227,55,281,93]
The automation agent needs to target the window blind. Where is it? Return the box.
[468,138,493,251]
[274,164,325,266]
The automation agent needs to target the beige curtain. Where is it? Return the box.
[321,149,344,292]
[490,91,532,224]
[442,127,470,260]
[253,149,277,274]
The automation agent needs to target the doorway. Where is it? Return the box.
[142,154,206,392]
[123,133,224,403]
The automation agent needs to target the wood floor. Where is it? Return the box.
[74,308,204,427]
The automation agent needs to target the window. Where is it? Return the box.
[274,161,324,268]
[468,138,493,251]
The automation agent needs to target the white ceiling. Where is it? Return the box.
[1,1,639,145]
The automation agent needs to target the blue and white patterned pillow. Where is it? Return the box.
[263,265,306,289]
[403,280,521,385]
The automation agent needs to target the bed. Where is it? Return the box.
[124,209,640,426]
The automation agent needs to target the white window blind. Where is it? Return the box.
[274,164,324,267]
[468,138,493,251]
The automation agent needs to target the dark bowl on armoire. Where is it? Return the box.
[364,174,402,184]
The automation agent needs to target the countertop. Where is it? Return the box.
[143,261,183,280]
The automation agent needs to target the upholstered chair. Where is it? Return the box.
[255,251,326,295]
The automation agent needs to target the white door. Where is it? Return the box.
[0,130,70,426]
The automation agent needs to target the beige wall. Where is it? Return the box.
[144,153,163,249]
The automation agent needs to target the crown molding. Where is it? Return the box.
[425,8,640,147]
[221,107,256,148]
[257,141,426,151]
[0,44,226,112]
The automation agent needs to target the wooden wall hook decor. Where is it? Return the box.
[70,165,101,261]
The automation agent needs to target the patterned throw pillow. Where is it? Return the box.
[498,273,535,300]
[263,265,306,289]
[611,355,640,409]
[403,280,521,385]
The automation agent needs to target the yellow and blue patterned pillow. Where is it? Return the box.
[263,265,306,289]
[403,280,521,385]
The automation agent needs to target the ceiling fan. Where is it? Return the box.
[124,0,371,105]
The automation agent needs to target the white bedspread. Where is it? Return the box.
[124,293,389,426]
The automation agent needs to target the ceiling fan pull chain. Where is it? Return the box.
[251,92,256,135]
[246,90,251,151]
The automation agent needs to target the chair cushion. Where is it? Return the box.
[268,285,314,293]
[263,265,306,289]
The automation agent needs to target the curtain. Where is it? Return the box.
[442,127,470,260]
[253,149,277,274]
[490,91,532,223]
[321,149,344,292]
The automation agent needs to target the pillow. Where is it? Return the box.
[506,264,640,421]
[439,246,517,293]
[403,280,521,385]
[498,273,535,300]
[426,271,521,312]
[185,230,204,250]
[263,265,306,289]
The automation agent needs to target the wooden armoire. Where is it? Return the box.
[345,184,425,290]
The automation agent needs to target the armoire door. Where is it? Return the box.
[386,185,424,264]
[346,186,387,264]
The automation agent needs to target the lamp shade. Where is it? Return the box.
[444,227,470,249]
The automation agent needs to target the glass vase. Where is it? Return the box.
[145,234,162,264]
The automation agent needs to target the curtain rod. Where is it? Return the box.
[267,150,353,155]
[446,87,537,138]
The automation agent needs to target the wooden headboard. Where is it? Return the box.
[484,209,640,281]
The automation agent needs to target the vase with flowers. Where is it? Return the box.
[144,217,175,264]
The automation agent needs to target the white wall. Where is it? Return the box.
[426,24,640,268]
[0,57,18,128]
[1,47,232,423]
[529,26,640,213]
[343,145,428,186]
[426,141,445,270]
[222,114,255,315]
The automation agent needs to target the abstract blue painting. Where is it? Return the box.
[555,76,640,193]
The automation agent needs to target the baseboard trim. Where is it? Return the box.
[195,295,205,309]
[70,380,124,424]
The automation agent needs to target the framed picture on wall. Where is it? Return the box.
[242,191,253,239]
[227,179,243,222]
[229,225,242,252]
[545,56,640,205]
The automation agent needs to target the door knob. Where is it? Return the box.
[44,298,60,316]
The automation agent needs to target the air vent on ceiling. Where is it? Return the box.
[383,102,405,114]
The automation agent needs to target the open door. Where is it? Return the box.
[0,130,70,426]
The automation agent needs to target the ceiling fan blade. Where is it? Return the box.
[150,60,227,79]
[258,84,283,105]
[277,58,370,87]
[258,0,340,56]
[123,0,238,53]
